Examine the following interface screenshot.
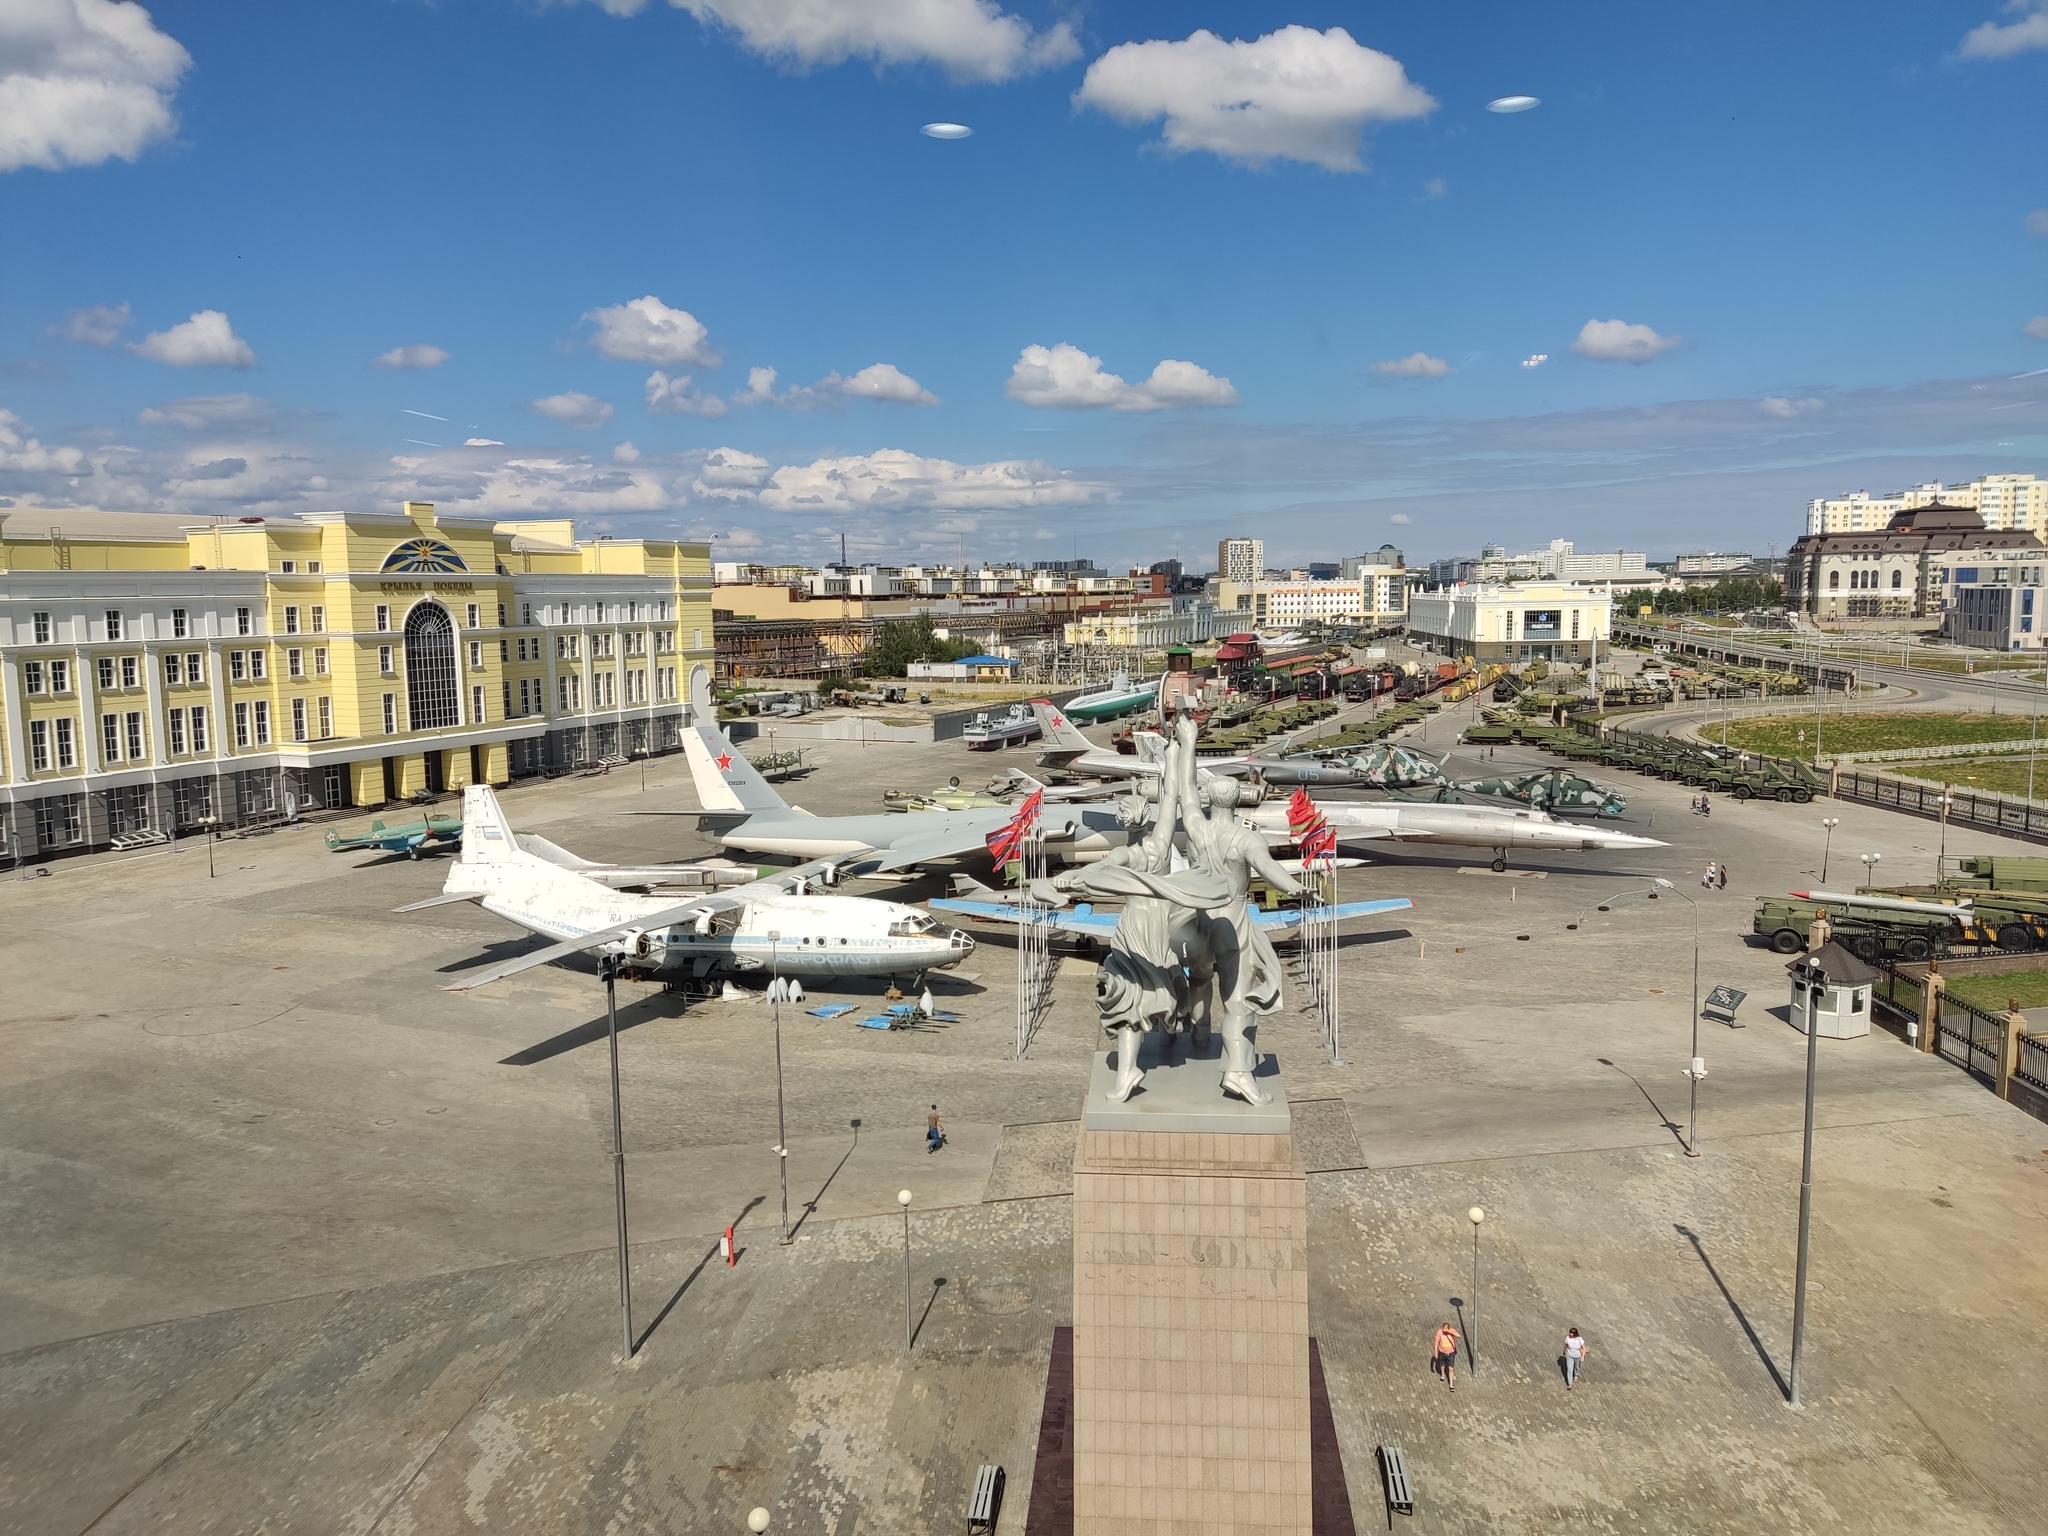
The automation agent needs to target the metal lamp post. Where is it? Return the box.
[600,952,635,1359]
[1467,1207,1484,1374]
[769,932,790,1245]
[1653,879,1704,1156]
[897,1189,914,1349]
[1788,952,1823,1408]
[1819,818,1840,885]
[1859,852,1880,892]
[1937,791,1954,885]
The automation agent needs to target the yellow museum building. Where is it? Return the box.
[0,502,714,858]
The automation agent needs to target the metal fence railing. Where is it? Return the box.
[1830,770,2048,848]
[2019,1032,2048,1096]
[1934,993,2006,1087]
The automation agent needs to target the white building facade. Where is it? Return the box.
[1217,538,1264,584]
[1405,582,1614,663]
[1805,475,2047,535]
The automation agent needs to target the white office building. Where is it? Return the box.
[1406,582,1613,663]
[1217,538,1264,584]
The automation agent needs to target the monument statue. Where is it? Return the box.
[1043,712,1303,1105]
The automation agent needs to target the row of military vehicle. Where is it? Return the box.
[1464,723,1824,802]
[1754,877,2048,962]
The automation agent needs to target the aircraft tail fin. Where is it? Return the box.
[457,784,530,866]
[1030,698,1095,762]
[682,727,787,814]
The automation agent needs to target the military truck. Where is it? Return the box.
[1950,856,2048,894]
[1752,896,1952,962]
[1865,883,2048,953]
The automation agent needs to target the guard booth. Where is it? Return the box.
[1788,941,1876,1039]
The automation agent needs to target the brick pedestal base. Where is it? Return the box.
[1071,1059,1311,1536]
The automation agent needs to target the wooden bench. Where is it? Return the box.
[966,1463,1005,1533]
[1377,1444,1414,1522]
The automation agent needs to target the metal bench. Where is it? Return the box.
[1377,1444,1413,1522]
[966,1463,1005,1533]
[108,829,168,851]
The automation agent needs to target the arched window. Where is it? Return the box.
[404,602,460,730]
[1891,570,1903,590]
[1828,570,1840,590]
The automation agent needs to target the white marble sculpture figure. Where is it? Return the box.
[1044,711,1301,1105]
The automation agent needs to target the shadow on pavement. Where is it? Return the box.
[1675,1223,1790,1400]
[1596,1056,1690,1150]
[911,1276,948,1348]
[787,1121,861,1240]
[636,1195,765,1353]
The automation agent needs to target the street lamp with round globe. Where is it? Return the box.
[897,1190,914,1349]
[1819,818,1840,884]
[747,1508,771,1533]
[1466,1207,1484,1373]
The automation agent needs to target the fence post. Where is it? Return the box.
[1999,1005,2029,1102]
[1921,968,1943,1055]
[1828,760,1840,798]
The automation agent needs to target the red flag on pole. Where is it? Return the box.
[1286,786,1337,863]
[986,786,1043,867]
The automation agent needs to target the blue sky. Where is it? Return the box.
[2,0,2045,567]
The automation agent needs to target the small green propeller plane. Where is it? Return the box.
[324,813,465,858]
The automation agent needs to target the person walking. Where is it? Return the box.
[1701,860,1717,890]
[926,1104,945,1154]
[1432,1322,1462,1391]
[1716,863,1729,891]
[1564,1327,1589,1389]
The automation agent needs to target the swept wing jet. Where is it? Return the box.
[420,785,974,991]
[673,726,1135,872]
[1032,698,1422,789]
[1244,798,1665,872]
[930,881,1412,938]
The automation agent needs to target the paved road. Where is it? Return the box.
[3,725,2045,1533]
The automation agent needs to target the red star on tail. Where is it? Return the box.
[715,752,733,771]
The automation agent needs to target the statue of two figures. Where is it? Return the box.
[1036,714,1305,1107]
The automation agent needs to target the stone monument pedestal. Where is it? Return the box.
[1071,1037,1312,1536]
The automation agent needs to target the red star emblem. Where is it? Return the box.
[715,752,733,771]
[1051,714,1065,729]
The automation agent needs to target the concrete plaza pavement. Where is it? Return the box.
[2,712,2045,1532]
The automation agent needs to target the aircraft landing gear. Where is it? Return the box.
[1491,851,1508,872]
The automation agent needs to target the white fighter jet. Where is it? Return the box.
[1243,797,1667,872]
[417,785,974,991]
[674,726,1136,871]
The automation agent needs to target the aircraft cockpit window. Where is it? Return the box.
[888,916,938,937]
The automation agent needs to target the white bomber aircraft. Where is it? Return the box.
[419,785,974,991]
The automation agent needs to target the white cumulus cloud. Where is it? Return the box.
[464,437,504,447]
[0,0,191,173]
[374,344,449,370]
[1959,2,2048,59]
[646,0,1079,82]
[752,448,1109,514]
[586,295,722,367]
[837,362,938,404]
[2027,209,2048,236]
[130,310,256,369]
[644,370,727,417]
[1388,513,1411,525]
[1005,343,1237,411]
[1760,396,1824,417]
[735,362,938,409]
[1371,352,1450,378]
[2027,316,2048,341]
[0,408,87,473]
[138,392,272,429]
[1572,318,1682,364]
[55,301,128,345]
[1074,26,1435,172]
[693,446,772,499]
[530,391,614,428]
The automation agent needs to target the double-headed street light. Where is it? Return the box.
[1936,791,1955,885]
[1859,852,1881,892]
[1819,818,1840,885]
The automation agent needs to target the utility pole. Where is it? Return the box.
[600,954,634,1359]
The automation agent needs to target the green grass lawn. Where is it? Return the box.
[1945,971,2048,1012]
[1720,712,2044,763]
[1889,757,2048,799]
